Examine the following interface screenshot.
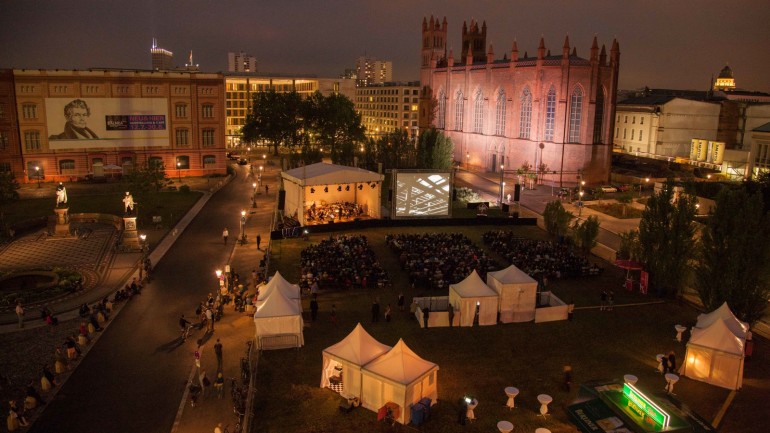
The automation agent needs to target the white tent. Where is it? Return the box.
[695,302,749,338]
[448,270,499,326]
[360,339,438,425]
[257,271,301,308]
[320,323,391,399]
[253,289,304,350]
[487,265,538,323]
[280,162,384,225]
[682,318,745,390]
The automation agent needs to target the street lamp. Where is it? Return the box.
[176,161,181,182]
[502,182,506,202]
[466,153,470,170]
[640,177,650,197]
[252,182,258,208]
[240,210,247,244]
[259,165,264,183]
[578,191,584,216]
[499,164,505,205]
[35,166,41,188]
[139,233,147,281]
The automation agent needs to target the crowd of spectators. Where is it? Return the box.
[300,235,388,291]
[482,230,602,280]
[386,233,499,291]
[305,201,364,224]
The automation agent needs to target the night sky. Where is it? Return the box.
[1,0,768,92]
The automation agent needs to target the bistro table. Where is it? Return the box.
[505,387,519,409]
[497,420,514,433]
[656,353,665,373]
[623,374,638,385]
[675,325,687,342]
[537,394,553,418]
[665,373,680,395]
[466,398,478,421]
[535,428,552,433]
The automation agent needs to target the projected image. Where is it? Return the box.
[395,172,451,217]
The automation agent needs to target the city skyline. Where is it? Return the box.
[1,0,768,92]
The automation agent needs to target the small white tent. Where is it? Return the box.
[320,323,391,399]
[682,318,745,390]
[448,270,499,326]
[695,302,749,338]
[487,265,538,323]
[360,339,438,425]
[253,289,304,350]
[280,162,384,225]
[257,271,301,308]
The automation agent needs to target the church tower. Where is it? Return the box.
[421,15,447,68]
[713,64,736,91]
[461,19,487,64]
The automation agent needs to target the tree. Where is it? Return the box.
[744,171,770,214]
[242,90,305,156]
[616,191,634,217]
[417,128,454,170]
[694,188,770,325]
[617,230,641,261]
[543,200,574,239]
[572,215,600,257]
[311,92,365,165]
[377,130,415,170]
[0,172,20,235]
[125,162,170,194]
[638,180,697,298]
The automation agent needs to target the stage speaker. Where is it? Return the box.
[388,189,392,202]
[453,188,458,201]
[514,184,521,202]
[278,190,286,208]
[502,203,510,213]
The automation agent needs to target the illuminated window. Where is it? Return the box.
[437,89,446,129]
[454,90,464,130]
[202,104,214,118]
[24,131,40,150]
[473,90,483,133]
[203,155,216,167]
[495,89,506,136]
[568,87,583,143]
[202,128,215,147]
[176,156,190,169]
[22,104,37,119]
[59,159,75,174]
[545,86,556,141]
[176,129,189,146]
[519,87,532,139]
[175,103,187,118]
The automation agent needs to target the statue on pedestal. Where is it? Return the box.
[123,191,135,215]
[55,182,68,207]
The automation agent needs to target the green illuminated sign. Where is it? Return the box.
[623,383,670,428]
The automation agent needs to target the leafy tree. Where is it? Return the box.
[616,192,634,217]
[572,215,600,257]
[695,189,770,325]
[543,200,574,239]
[310,92,365,164]
[377,130,416,170]
[417,128,454,170]
[617,230,641,261]
[125,162,170,194]
[638,180,697,298]
[744,171,770,214]
[242,90,305,156]
[0,172,20,235]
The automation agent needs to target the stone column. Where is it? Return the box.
[53,207,71,237]
[121,216,141,251]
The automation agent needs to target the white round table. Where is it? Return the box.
[656,353,665,373]
[665,373,680,394]
[466,398,478,421]
[535,428,552,433]
[537,394,553,418]
[505,386,519,409]
[497,420,514,433]
[623,374,638,385]
[675,325,687,342]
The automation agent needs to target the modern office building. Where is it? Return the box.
[151,38,174,71]
[0,68,227,184]
[223,73,355,147]
[354,82,420,137]
[228,52,258,73]
[419,16,620,185]
[355,57,393,87]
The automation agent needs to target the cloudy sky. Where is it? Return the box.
[1,0,768,92]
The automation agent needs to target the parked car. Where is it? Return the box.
[237,158,249,165]
[227,152,240,160]
[616,184,631,192]
[600,185,618,193]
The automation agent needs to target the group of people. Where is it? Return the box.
[305,201,364,224]
[386,233,499,291]
[6,364,56,431]
[482,231,602,280]
[299,235,389,292]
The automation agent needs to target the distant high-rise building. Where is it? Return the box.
[340,69,357,80]
[355,82,420,138]
[228,52,258,73]
[151,38,174,70]
[713,64,736,91]
[355,56,392,86]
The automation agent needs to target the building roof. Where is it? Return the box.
[754,122,770,133]
[281,162,383,186]
[717,65,734,79]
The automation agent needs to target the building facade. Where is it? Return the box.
[419,16,620,185]
[224,73,356,147]
[355,57,393,87]
[227,52,258,73]
[354,82,420,137]
[0,68,227,184]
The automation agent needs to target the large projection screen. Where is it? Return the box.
[394,171,452,217]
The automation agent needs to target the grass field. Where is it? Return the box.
[253,224,769,433]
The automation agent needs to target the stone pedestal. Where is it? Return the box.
[121,216,141,251]
[53,207,71,237]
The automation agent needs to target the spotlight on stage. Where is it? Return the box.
[310,188,315,193]
[370,183,376,189]
[337,185,342,192]
[358,184,363,190]
[324,186,328,193]
[345,185,350,191]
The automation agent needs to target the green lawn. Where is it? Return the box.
[254,225,766,433]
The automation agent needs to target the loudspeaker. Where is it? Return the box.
[452,188,457,201]
[388,190,392,202]
[278,190,286,208]
[502,203,510,213]
[514,184,521,202]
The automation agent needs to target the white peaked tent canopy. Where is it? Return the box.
[257,271,301,306]
[320,323,391,398]
[448,270,499,326]
[487,265,538,323]
[253,289,304,349]
[695,302,749,338]
[280,162,384,225]
[361,339,438,425]
[682,317,745,390]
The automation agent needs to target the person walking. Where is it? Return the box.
[206,308,214,333]
[397,292,405,312]
[371,298,380,323]
[194,344,202,370]
[214,372,225,399]
[607,291,614,311]
[384,304,392,322]
[447,305,455,328]
[214,339,223,367]
[256,234,262,250]
[15,302,24,328]
[330,304,337,325]
[422,307,430,329]
[668,351,677,373]
[222,227,229,244]
[310,294,319,322]
[600,290,608,311]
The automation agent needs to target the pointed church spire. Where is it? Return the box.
[487,44,495,63]
[538,36,546,60]
[562,35,570,58]
[590,35,599,61]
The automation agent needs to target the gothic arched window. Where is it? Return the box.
[519,87,532,139]
[454,90,464,131]
[544,86,556,141]
[495,89,506,136]
[568,86,583,143]
[473,90,484,133]
[437,89,446,129]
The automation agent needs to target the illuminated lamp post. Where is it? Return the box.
[176,161,181,182]
[578,191,584,217]
[466,153,470,170]
[139,233,147,282]
[252,182,258,208]
[240,210,247,244]
[499,164,505,205]
[35,165,41,188]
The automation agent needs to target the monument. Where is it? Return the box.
[53,183,71,237]
[120,191,141,251]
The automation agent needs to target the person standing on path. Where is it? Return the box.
[206,308,214,333]
[447,305,455,328]
[607,291,614,311]
[222,227,229,244]
[15,302,24,328]
[256,234,262,250]
[265,184,269,195]
[310,294,319,321]
[371,298,380,323]
[214,339,223,368]
[600,290,608,311]
[422,307,430,329]
[397,292,405,312]
[384,304,392,322]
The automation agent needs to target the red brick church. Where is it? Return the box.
[419,16,620,185]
